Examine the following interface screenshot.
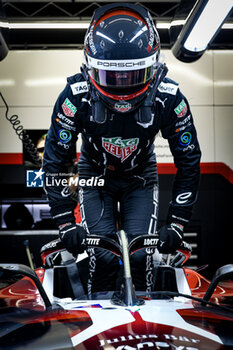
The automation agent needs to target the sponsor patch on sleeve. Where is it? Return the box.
[176,192,192,204]
[62,98,77,117]
[57,129,72,144]
[71,81,88,95]
[158,82,178,95]
[174,99,188,118]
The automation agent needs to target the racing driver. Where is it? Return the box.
[43,3,201,294]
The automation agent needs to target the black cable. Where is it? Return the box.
[0,92,42,167]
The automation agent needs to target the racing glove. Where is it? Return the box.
[158,223,184,254]
[59,222,87,255]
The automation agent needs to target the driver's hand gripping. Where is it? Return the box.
[59,223,87,255]
[158,223,183,254]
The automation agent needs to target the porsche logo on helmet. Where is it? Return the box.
[97,60,146,68]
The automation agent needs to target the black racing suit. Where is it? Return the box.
[43,72,201,293]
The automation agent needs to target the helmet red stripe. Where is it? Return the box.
[90,76,150,101]
[94,10,146,29]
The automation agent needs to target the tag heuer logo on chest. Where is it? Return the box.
[114,102,132,113]
[62,98,77,117]
[102,137,139,162]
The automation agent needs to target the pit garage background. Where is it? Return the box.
[0,0,232,279]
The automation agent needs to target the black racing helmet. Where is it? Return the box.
[84,3,160,113]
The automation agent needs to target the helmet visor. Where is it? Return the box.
[89,65,156,89]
